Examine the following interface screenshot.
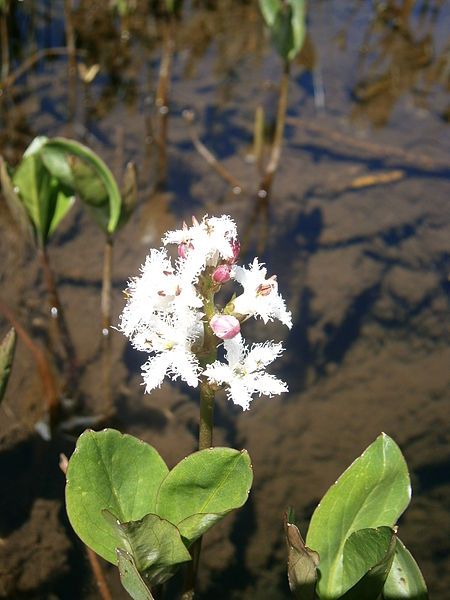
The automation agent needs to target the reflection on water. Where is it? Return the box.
[0,1,449,598]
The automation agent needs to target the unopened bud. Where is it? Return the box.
[230,240,240,263]
[178,241,193,259]
[212,264,231,284]
[210,314,241,340]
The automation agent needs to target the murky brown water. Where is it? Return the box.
[0,1,449,598]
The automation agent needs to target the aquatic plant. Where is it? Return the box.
[65,214,290,597]
[0,138,77,391]
[0,136,136,419]
[64,215,427,599]
[286,434,428,600]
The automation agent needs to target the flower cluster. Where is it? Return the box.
[119,215,291,410]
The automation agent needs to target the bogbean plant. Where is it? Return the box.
[62,215,428,599]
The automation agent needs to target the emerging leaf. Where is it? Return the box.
[42,138,122,234]
[117,549,155,600]
[103,511,191,586]
[306,434,411,599]
[259,0,306,63]
[0,328,16,403]
[118,162,138,228]
[340,527,397,599]
[383,537,428,599]
[284,509,319,600]
[11,152,74,247]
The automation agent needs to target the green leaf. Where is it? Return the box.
[259,0,306,62]
[259,0,279,26]
[11,152,74,246]
[0,157,34,244]
[284,509,319,600]
[0,328,16,403]
[103,511,191,585]
[383,538,428,599]
[156,447,253,544]
[117,549,155,600]
[66,429,169,564]
[118,162,138,228]
[39,145,75,188]
[42,138,122,234]
[290,0,306,62]
[23,135,48,158]
[306,434,411,599]
[340,527,396,599]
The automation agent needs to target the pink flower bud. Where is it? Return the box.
[210,314,240,340]
[212,264,231,284]
[177,241,193,259]
[230,240,240,263]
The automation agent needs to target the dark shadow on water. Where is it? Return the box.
[321,283,381,367]
[0,431,89,598]
[202,493,258,599]
[415,458,450,493]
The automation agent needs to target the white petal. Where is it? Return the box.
[141,353,172,392]
[252,372,288,396]
[223,334,245,366]
[171,348,200,387]
[245,342,284,371]
[203,362,233,386]
[228,380,252,410]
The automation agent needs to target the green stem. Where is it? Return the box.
[198,377,215,450]
[101,234,114,414]
[182,283,218,598]
[101,235,113,334]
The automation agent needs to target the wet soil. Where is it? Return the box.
[0,1,449,598]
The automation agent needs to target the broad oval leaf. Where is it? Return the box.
[42,138,122,234]
[103,511,191,585]
[340,527,396,599]
[306,434,411,600]
[66,429,169,564]
[0,328,16,403]
[383,537,428,599]
[155,447,253,544]
[117,549,155,600]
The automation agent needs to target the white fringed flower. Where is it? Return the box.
[135,313,203,392]
[204,334,288,410]
[119,248,202,341]
[164,215,238,278]
[119,214,291,403]
[232,258,292,328]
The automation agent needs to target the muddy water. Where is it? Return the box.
[0,1,449,598]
